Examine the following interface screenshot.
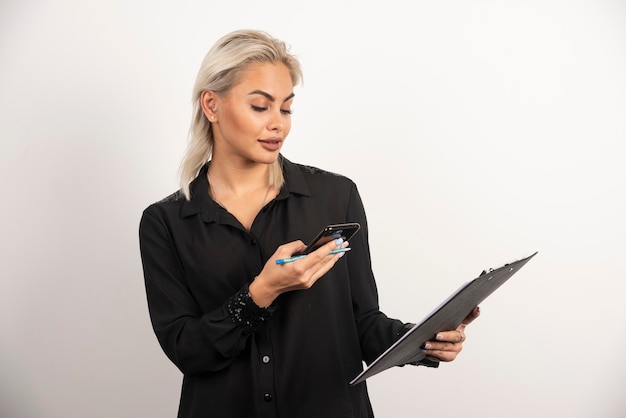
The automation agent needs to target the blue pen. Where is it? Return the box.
[275,248,351,265]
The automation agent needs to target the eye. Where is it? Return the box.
[280,109,292,115]
[251,105,268,112]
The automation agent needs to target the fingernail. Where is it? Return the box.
[334,238,344,245]
[342,241,349,248]
[338,251,345,258]
[424,343,432,349]
[436,333,443,341]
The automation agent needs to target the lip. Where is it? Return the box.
[258,138,283,151]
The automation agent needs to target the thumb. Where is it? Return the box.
[461,306,481,326]
[277,240,306,256]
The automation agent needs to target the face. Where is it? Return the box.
[203,62,295,167]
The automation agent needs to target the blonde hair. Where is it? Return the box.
[179,29,303,200]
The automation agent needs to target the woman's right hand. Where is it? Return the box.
[248,238,349,307]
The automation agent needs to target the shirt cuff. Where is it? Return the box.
[413,358,440,368]
[399,323,440,368]
[226,284,276,333]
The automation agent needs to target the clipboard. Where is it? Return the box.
[350,252,538,386]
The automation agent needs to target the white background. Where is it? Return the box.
[1,1,625,417]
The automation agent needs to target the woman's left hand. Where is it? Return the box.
[421,306,481,362]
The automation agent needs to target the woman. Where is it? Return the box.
[139,29,479,418]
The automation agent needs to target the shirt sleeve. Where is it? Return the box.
[344,182,419,365]
[139,206,274,375]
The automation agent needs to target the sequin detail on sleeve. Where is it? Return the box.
[226,285,276,333]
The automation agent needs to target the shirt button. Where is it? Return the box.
[262,355,270,364]
[264,393,273,402]
[250,239,257,246]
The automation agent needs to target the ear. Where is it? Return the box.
[200,90,219,122]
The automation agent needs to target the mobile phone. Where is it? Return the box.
[296,223,361,256]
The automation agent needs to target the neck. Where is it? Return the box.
[207,159,270,195]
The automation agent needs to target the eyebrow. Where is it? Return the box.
[248,90,295,103]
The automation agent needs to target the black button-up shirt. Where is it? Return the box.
[139,157,414,418]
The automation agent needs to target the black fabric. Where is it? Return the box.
[225,284,277,334]
[139,156,422,418]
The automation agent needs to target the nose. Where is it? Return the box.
[267,109,284,132]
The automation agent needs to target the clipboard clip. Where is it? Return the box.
[479,268,494,277]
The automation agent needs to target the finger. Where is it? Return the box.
[277,240,306,256]
[300,237,350,281]
[435,330,464,343]
[461,306,481,326]
[279,238,341,280]
[311,237,348,266]
[313,236,346,254]
[422,342,463,362]
[424,341,460,351]
[301,237,346,265]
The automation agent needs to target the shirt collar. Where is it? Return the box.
[279,155,311,198]
[179,155,311,222]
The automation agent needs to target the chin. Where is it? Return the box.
[256,150,281,164]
